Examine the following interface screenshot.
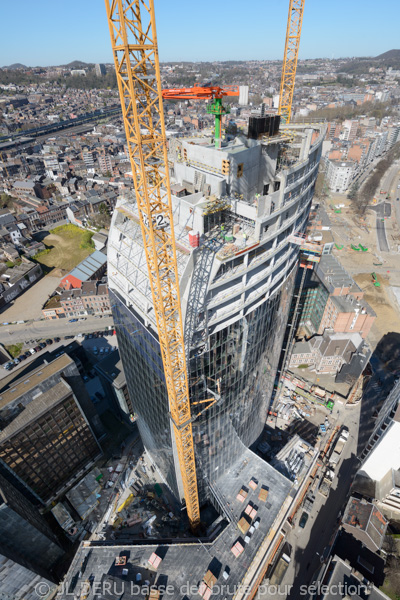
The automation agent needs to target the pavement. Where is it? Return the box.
[371,201,391,253]
[0,327,118,381]
[0,273,61,321]
[0,315,114,345]
[373,161,400,253]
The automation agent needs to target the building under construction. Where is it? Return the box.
[108,120,325,504]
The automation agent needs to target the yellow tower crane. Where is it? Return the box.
[279,0,305,124]
[104,0,200,529]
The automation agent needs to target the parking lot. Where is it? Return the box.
[1,328,118,379]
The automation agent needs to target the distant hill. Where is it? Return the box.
[3,63,27,70]
[63,60,91,68]
[375,49,400,60]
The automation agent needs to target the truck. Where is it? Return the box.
[329,429,349,466]
[318,468,335,497]
[269,543,291,586]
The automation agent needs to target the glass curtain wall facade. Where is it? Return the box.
[0,394,100,503]
[108,124,325,504]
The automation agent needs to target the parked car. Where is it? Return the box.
[299,512,309,529]
[68,319,78,323]
[13,358,20,365]
[29,348,36,355]
[39,342,47,349]
[34,346,41,352]
[45,339,53,345]
[19,353,27,361]
[54,337,60,343]
[64,335,74,340]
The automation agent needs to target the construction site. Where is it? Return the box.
[57,1,345,599]
[322,167,400,351]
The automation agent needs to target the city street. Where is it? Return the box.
[256,356,391,600]
[371,201,391,253]
[0,315,114,345]
[0,327,118,381]
[373,160,400,253]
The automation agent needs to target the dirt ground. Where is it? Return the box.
[353,273,400,349]
[320,194,400,350]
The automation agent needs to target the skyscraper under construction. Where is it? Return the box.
[108,119,325,504]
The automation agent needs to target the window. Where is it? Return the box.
[237,163,244,178]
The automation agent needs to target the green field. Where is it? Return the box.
[34,224,94,272]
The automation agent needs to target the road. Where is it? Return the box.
[256,361,389,600]
[371,201,391,253]
[0,315,114,345]
[372,160,400,253]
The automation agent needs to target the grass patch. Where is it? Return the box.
[33,248,51,259]
[380,582,400,600]
[5,343,23,358]
[297,364,310,369]
[34,224,95,272]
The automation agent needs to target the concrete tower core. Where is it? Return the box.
[107,124,326,505]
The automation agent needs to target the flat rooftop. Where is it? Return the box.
[0,380,72,443]
[95,351,125,389]
[321,555,388,600]
[316,254,360,293]
[59,450,294,600]
[0,353,73,408]
[359,420,400,481]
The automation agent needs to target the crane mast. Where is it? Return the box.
[279,0,305,124]
[104,0,200,528]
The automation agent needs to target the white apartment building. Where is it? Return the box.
[325,159,355,193]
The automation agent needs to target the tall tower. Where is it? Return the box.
[108,123,325,503]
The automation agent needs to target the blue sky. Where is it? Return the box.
[1,0,398,66]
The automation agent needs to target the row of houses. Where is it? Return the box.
[42,280,111,320]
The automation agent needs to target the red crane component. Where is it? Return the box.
[162,83,239,100]
[162,84,239,148]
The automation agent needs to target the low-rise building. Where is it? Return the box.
[60,250,107,290]
[341,497,388,552]
[80,280,111,315]
[42,294,66,319]
[0,260,42,309]
[290,330,364,374]
[59,288,85,318]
